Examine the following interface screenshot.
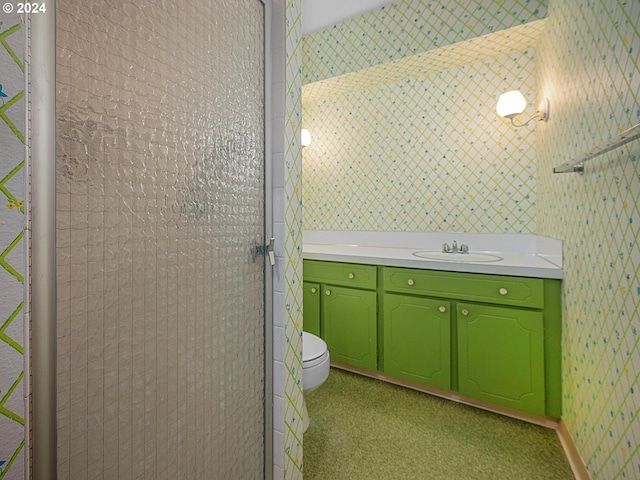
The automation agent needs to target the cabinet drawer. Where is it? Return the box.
[304,260,377,289]
[383,267,544,309]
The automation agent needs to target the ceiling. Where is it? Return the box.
[302,0,395,35]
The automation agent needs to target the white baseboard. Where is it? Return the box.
[556,419,592,480]
[331,362,560,427]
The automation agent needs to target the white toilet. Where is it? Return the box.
[301,331,330,432]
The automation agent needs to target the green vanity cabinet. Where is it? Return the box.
[303,259,562,418]
[303,282,321,336]
[383,294,451,390]
[457,302,546,416]
[382,266,561,418]
[303,260,378,370]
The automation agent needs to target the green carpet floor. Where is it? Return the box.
[303,368,574,480]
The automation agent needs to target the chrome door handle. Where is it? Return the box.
[253,237,275,266]
[267,237,275,266]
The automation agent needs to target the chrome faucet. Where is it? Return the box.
[442,240,469,254]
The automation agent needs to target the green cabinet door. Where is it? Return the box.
[383,294,451,390]
[457,303,546,416]
[323,285,377,370]
[303,282,321,336]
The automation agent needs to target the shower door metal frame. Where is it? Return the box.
[29,0,275,477]
[29,3,58,478]
[262,0,275,478]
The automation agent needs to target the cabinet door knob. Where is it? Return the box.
[348,272,355,279]
[310,287,317,294]
[407,279,414,286]
[461,309,469,316]
[325,289,331,296]
[439,306,446,313]
[499,288,508,296]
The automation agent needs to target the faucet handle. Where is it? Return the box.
[460,244,469,253]
[442,243,450,253]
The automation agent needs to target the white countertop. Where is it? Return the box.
[303,231,564,279]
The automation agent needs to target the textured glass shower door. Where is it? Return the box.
[55,1,267,478]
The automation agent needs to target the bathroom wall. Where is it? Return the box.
[0,13,26,480]
[536,0,640,477]
[303,0,547,84]
[302,47,538,232]
[275,0,305,478]
[302,0,546,233]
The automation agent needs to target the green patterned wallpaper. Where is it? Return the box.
[303,45,539,232]
[536,1,640,478]
[303,0,547,84]
[284,0,304,478]
[301,3,546,233]
[301,3,549,234]
[0,15,25,480]
[303,19,546,103]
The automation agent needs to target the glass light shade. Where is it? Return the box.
[496,90,527,118]
[301,129,311,147]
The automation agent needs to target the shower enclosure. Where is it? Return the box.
[30,0,272,478]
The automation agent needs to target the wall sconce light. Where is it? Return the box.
[496,90,549,127]
[301,129,311,147]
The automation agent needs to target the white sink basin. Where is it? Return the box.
[412,251,503,263]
